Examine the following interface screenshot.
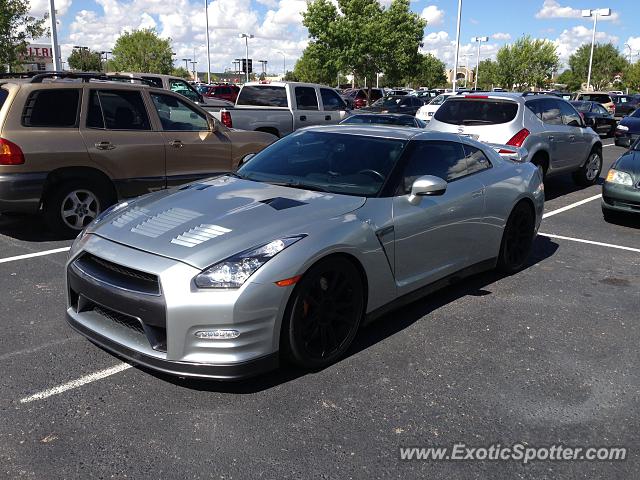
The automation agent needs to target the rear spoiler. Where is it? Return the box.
[485,143,529,163]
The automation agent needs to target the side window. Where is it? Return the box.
[295,87,319,110]
[540,99,563,125]
[236,86,288,107]
[22,89,80,127]
[401,141,467,193]
[0,88,8,112]
[151,93,209,131]
[558,101,582,127]
[463,144,492,175]
[169,79,200,102]
[525,100,542,120]
[142,76,163,88]
[595,104,609,115]
[87,90,151,130]
[320,88,346,111]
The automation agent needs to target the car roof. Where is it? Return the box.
[298,124,464,142]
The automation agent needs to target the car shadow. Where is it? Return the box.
[543,176,604,201]
[603,212,640,229]
[148,235,560,394]
[0,213,64,242]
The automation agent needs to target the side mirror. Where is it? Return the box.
[208,117,218,132]
[237,153,255,169]
[408,175,447,204]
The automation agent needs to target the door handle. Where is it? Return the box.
[300,115,307,121]
[569,135,575,141]
[95,141,115,150]
[325,115,331,121]
[170,140,184,148]
[548,135,554,141]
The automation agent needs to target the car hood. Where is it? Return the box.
[91,176,366,270]
[614,150,640,179]
[619,116,640,133]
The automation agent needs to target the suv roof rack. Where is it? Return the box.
[521,91,550,96]
[0,71,153,86]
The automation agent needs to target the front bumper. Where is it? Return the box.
[602,181,640,214]
[65,235,288,379]
[0,172,47,214]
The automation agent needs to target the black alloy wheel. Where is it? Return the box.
[284,257,364,369]
[497,202,535,274]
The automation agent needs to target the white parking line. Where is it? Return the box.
[603,144,616,148]
[543,194,602,219]
[19,363,131,404]
[0,246,70,264]
[540,233,640,253]
[0,337,79,361]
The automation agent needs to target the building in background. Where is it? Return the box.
[19,44,58,71]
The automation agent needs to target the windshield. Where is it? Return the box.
[372,96,403,107]
[434,98,519,125]
[631,109,640,118]
[430,94,449,105]
[0,88,7,112]
[236,130,408,197]
[571,101,591,113]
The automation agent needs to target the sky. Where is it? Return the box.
[27,0,640,74]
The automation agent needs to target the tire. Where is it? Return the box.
[282,257,365,370]
[530,156,547,183]
[43,179,113,237]
[602,208,620,223]
[497,201,536,274]
[572,149,602,186]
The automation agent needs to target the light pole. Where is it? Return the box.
[582,8,611,91]
[100,51,111,72]
[452,0,462,92]
[472,36,488,90]
[182,58,191,71]
[190,60,198,81]
[48,0,61,70]
[258,60,267,76]
[204,0,211,84]
[239,33,254,83]
[461,53,472,88]
[277,51,285,79]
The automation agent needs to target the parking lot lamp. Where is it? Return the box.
[472,36,488,90]
[582,8,611,91]
[205,0,211,84]
[239,33,254,83]
[277,51,286,79]
[48,0,61,70]
[452,0,462,92]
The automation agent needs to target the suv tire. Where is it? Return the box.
[572,149,602,186]
[44,179,113,237]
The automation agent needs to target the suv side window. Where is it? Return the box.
[463,144,492,175]
[558,101,582,127]
[87,90,151,130]
[141,76,163,88]
[525,99,542,120]
[295,87,319,110]
[539,99,563,125]
[320,88,346,111]
[22,89,80,127]
[594,104,609,115]
[151,93,209,131]
[401,140,467,192]
[169,79,200,103]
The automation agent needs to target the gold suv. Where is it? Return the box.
[0,72,276,236]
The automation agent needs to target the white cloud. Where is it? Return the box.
[553,25,619,65]
[535,0,618,22]
[491,32,511,41]
[29,0,73,17]
[421,30,499,69]
[625,36,640,54]
[421,5,444,26]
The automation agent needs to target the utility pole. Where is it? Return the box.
[204,0,211,84]
[48,0,61,70]
[472,36,488,90]
[190,60,198,81]
[582,8,611,91]
[452,0,462,92]
[239,33,253,83]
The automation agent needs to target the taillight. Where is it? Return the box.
[220,110,232,128]
[0,138,25,165]
[499,128,530,154]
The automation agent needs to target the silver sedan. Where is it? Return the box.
[65,126,544,379]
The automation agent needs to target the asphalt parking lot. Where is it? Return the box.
[0,141,638,479]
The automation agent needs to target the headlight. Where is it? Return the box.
[605,169,634,186]
[616,125,629,132]
[194,236,305,288]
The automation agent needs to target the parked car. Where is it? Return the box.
[359,95,424,116]
[573,91,615,115]
[570,100,617,137]
[342,88,384,109]
[411,89,440,103]
[107,72,210,106]
[0,73,275,236]
[549,91,573,101]
[614,108,640,148]
[602,139,640,221]
[64,125,544,379]
[340,113,426,128]
[387,89,410,96]
[611,94,640,118]
[209,82,349,138]
[426,92,603,185]
[415,92,457,123]
[201,84,240,103]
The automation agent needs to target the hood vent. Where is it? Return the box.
[131,208,202,238]
[259,197,307,211]
[171,224,232,248]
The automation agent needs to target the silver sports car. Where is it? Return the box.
[65,125,544,379]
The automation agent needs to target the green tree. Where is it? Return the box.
[67,48,103,71]
[404,53,446,89]
[625,61,640,92]
[0,0,47,71]
[303,0,425,97]
[568,43,627,91]
[110,29,173,74]
[283,70,299,81]
[495,36,559,90]
[171,66,191,79]
[555,69,581,92]
[475,59,498,90]
[293,42,338,85]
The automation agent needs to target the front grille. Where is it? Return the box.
[93,305,144,334]
[74,253,160,295]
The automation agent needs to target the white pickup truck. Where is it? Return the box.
[206,82,350,137]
